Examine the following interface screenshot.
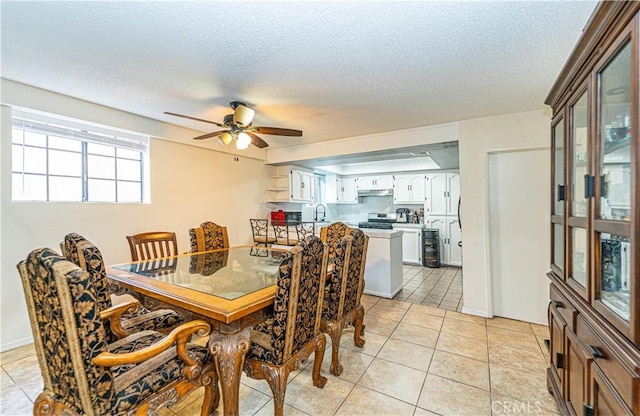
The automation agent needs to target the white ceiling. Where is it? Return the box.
[1,1,597,153]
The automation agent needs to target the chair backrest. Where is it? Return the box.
[272,222,289,241]
[295,221,315,241]
[126,231,178,261]
[325,229,369,320]
[189,221,229,252]
[270,235,328,364]
[319,222,352,259]
[250,219,269,238]
[18,248,115,415]
[62,233,112,312]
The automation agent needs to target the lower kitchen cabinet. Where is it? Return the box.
[425,216,461,266]
[392,225,422,265]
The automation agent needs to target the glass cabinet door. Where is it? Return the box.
[595,39,632,324]
[569,92,589,290]
[552,118,565,271]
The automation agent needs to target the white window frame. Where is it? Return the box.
[11,111,149,203]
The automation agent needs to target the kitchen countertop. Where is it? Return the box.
[359,229,403,239]
[392,223,426,229]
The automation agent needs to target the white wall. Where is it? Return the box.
[1,94,269,351]
[458,109,551,317]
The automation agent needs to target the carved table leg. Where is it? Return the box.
[208,328,251,416]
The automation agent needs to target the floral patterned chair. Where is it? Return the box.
[321,228,369,376]
[17,247,219,416]
[126,231,179,261]
[189,221,229,252]
[250,219,277,246]
[62,233,184,341]
[243,235,329,416]
[319,221,352,259]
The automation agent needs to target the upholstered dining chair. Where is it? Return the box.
[189,221,229,252]
[62,233,183,340]
[295,221,316,242]
[18,247,219,416]
[319,221,353,259]
[320,228,369,376]
[126,231,178,261]
[243,235,329,416]
[272,221,298,246]
[250,219,277,246]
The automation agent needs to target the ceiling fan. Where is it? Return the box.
[164,101,302,149]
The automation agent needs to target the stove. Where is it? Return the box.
[358,213,397,230]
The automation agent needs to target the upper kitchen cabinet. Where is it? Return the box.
[545,3,640,414]
[393,174,427,204]
[357,175,394,191]
[426,173,460,216]
[267,165,314,203]
[326,175,358,204]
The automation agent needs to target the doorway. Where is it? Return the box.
[488,149,549,324]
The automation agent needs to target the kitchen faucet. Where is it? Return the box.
[314,204,326,221]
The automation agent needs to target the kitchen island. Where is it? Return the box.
[359,228,403,298]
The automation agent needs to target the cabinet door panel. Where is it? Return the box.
[342,177,358,202]
[394,175,412,203]
[376,175,394,189]
[446,173,460,216]
[397,227,422,264]
[410,175,427,202]
[427,174,447,215]
[549,306,565,387]
[447,218,462,266]
[290,170,303,201]
[591,364,633,416]
[565,329,590,416]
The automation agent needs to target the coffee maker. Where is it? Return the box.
[396,208,411,223]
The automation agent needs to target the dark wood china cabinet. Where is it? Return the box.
[545,2,640,415]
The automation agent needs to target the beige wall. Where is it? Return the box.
[458,109,551,317]
[1,95,269,350]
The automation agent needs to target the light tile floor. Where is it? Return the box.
[0,294,557,415]
[393,265,463,312]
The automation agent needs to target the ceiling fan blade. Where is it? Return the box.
[232,104,255,126]
[193,130,229,140]
[164,112,224,127]
[252,126,303,136]
[245,132,269,148]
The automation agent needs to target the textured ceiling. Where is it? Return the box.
[1,1,597,150]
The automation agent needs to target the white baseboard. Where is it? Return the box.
[0,336,34,353]
[461,307,491,318]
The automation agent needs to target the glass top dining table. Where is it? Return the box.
[106,245,289,416]
[112,246,285,301]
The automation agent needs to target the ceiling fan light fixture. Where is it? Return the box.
[233,104,255,126]
[218,132,233,146]
[236,132,251,149]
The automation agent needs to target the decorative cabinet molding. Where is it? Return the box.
[545,2,640,414]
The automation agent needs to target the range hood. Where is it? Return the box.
[357,189,394,197]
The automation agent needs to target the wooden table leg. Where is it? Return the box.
[208,328,251,416]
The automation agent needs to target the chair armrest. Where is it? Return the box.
[100,300,141,339]
[92,320,210,370]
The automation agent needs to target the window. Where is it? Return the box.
[11,114,148,202]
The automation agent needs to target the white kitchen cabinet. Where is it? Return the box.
[426,173,459,216]
[290,170,314,202]
[393,225,423,265]
[425,215,462,266]
[357,175,394,190]
[393,174,427,203]
[326,175,358,204]
[266,165,314,203]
